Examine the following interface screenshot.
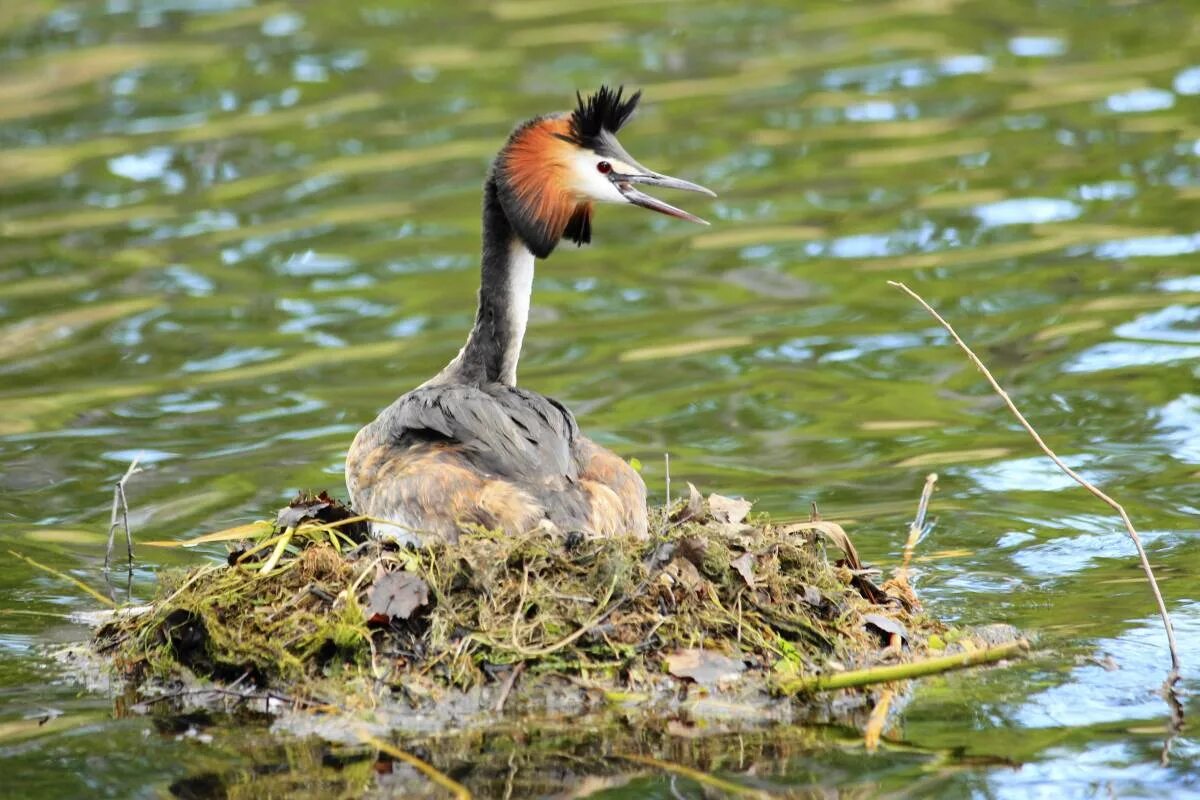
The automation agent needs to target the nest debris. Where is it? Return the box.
[93,485,1014,732]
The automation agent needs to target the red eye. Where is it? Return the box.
[596,160,612,174]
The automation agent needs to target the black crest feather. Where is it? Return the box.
[567,85,641,148]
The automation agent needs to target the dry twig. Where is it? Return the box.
[492,661,526,714]
[889,281,1180,681]
[904,473,937,569]
[104,455,142,571]
[896,473,938,592]
[663,452,671,514]
[779,639,1028,694]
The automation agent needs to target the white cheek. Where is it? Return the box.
[566,152,629,204]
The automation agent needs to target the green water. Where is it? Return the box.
[2,0,1200,796]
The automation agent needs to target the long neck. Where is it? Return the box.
[432,177,535,386]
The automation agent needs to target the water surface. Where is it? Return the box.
[2,0,1199,797]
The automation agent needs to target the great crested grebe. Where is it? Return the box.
[346,85,714,544]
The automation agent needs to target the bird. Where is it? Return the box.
[345,85,714,545]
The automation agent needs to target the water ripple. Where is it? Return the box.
[974,198,1082,227]
[3,0,1200,795]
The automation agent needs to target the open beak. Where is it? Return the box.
[614,171,716,226]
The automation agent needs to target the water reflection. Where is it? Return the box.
[1015,607,1199,730]
[1065,342,1200,373]
[1,0,1199,796]
[1156,394,1200,464]
[968,454,1093,494]
[973,198,1081,227]
[1095,233,1200,259]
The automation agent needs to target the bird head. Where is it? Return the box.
[493,85,715,258]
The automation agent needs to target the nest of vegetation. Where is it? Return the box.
[93,486,1019,735]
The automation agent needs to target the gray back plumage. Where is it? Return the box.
[376,383,580,484]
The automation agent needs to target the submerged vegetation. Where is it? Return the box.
[94,485,1025,742]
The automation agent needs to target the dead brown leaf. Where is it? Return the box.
[366,571,429,625]
[675,537,709,570]
[730,552,756,589]
[670,482,706,523]
[275,490,369,541]
[664,648,745,685]
[276,492,333,529]
[662,557,705,595]
[708,493,752,525]
[851,572,891,605]
[863,613,908,645]
[781,520,862,570]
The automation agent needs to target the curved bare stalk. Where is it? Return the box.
[888,281,1180,680]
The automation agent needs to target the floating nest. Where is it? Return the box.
[93,484,1022,732]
